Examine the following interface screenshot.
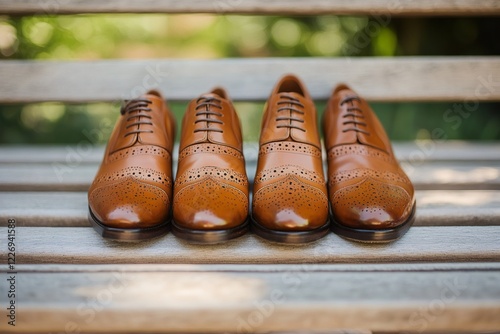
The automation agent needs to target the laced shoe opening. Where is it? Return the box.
[339,94,370,136]
[210,87,228,100]
[120,98,154,137]
[145,90,163,99]
[277,78,304,96]
[275,93,306,132]
[194,95,224,133]
[333,83,352,94]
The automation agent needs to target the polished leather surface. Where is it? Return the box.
[323,84,415,229]
[252,75,329,231]
[88,90,175,228]
[173,88,249,229]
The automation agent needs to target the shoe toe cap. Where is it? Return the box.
[253,176,329,231]
[173,178,249,230]
[89,177,170,228]
[332,178,414,229]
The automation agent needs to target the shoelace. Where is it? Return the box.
[276,93,306,132]
[340,95,370,135]
[194,96,223,133]
[120,98,153,137]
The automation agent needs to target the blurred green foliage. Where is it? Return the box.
[0,15,499,144]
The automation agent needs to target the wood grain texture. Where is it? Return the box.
[0,0,499,15]
[2,190,500,227]
[1,57,500,103]
[1,160,499,191]
[0,267,499,333]
[6,262,500,273]
[0,226,499,264]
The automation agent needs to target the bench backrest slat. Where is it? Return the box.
[1,57,500,103]
[1,0,500,16]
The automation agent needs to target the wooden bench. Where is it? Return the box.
[1,1,500,333]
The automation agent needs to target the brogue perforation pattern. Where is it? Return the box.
[331,178,411,224]
[175,166,248,187]
[90,177,170,214]
[253,175,328,213]
[93,166,171,188]
[328,144,395,163]
[260,142,321,157]
[179,143,244,161]
[255,164,324,185]
[174,178,248,213]
[108,145,170,162]
[329,168,412,186]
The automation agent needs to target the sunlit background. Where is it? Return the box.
[1,15,499,143]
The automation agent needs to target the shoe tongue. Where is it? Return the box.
[281,91,305,100]
[203,92,222,100]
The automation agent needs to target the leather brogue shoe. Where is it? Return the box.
[323,84,416,242]
[172,88,249,243]
[252,75,330,243]
[88,90,176,241]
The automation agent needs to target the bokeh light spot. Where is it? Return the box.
[271,19,302,48]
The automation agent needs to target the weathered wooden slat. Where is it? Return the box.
[0,226,499,264]
[404,161,500,190]
[393,141,500,163]
[0,163,96,191]
[2,190,500,227]
[0,266,499,333]
[0,192,88,226]
[1,142,499,164]
[0,161,498,191]
[0,145,107,164]
[6,262,500,273]
[413,190,500,226]
[1,57,499,103]
[0,0,499,15]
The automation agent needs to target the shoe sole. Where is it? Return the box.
[88,207,170,241]
[171,219,249,244]
[330,203,417,243]
[251,217,330,244]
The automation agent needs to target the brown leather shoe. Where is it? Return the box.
[252,75,330,243]
[172,88,249,243]
[88,90,175,241]
[323,84,416,242]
